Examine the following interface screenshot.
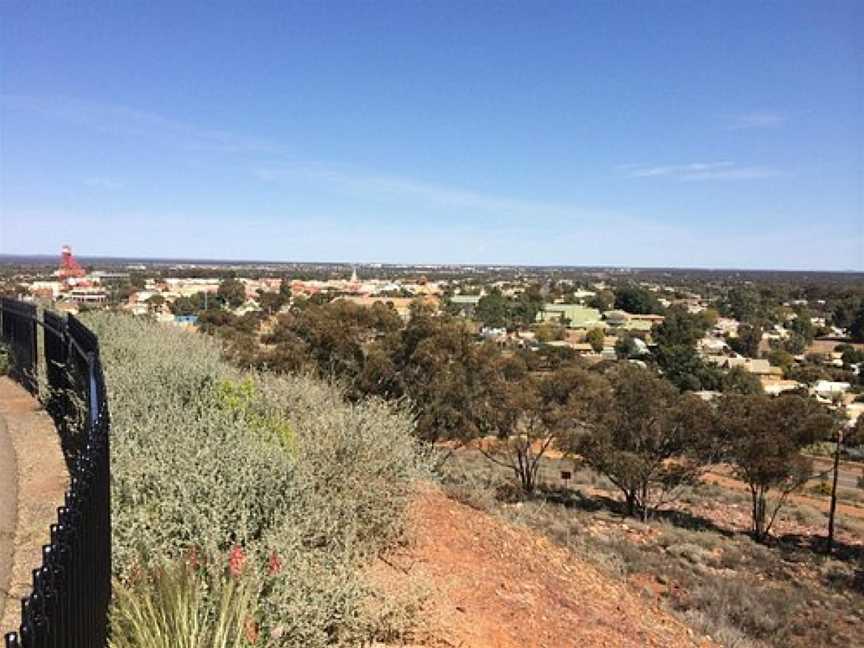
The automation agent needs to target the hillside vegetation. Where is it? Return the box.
[84,313,428,646]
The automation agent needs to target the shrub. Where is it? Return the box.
[808,481,832,497]
[676,577,806,642]
[668,543,712,567]
[84,313,428,646]
[110,560,255,648]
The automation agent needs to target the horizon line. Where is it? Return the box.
[0,252,861,275]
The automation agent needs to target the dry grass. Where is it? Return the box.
[438,453,864,648]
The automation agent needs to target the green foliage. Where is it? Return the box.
[654,343,721,392]
[587,289,614,312]
[217,278,247,309]
[475,288,510,329]
[723,286,762,323]
[82,313,427,646]
[840,346,864,366]
[652,305,709,349]
[767,348,794,372]
[215,377,296,454]
[567,365,717,520]
[614,334,637,359]
[782,331,808,355]
[585,327,604,353]
[170,291,210,316]
[613,285,662,315]
[721,366,764,395]
[787,311,815,344]
[728,323,763,358]
[0,343,8,376]
[716,394,833,540]
[535,322,564,343]
[851,306,864,342]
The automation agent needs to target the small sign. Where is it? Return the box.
[560,470,572,481]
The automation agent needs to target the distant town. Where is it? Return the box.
[3,245,863,430]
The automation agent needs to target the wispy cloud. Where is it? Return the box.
[83,176,124,190]
[727,112,786,130]
[256,163,613,220]
[1,94,277,154]
[622,161,783,181]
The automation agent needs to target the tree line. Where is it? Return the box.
[198,297,863,547]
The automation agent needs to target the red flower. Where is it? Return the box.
[185,546,201,570]
[228,545,246,577]
[244,616,259,644]
[267,551,282,576]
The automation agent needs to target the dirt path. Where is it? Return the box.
[378,486,714,648]
[0,378,69,634]
[0,415,16,625]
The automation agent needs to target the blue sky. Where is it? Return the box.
[1,1,861,270]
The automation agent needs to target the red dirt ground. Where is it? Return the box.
[0,378,68,634]
[378,486,715,648]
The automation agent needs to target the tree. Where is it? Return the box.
[716,394,833,541]
[395,312,493,443]
[475,288,510,329]
[788,311,815,345]
[510,285,545,327]
[614,286,662,315]
[728,323,763,358]
[567,365,717,520]
[588,290,614,312]
[783,332,808,355]
[721,366,764,395]
[767,348,794,373]
[197,308,237,335]
[258,291,286,315]
[279,278,293,300]
[826,415,863,553]
[170,291,210,316]
[614,334,638,359]
[586,328,605,353]
[217,278,246,309]
[698,308,719,329]
[146,293,165,313]
[840,346,864,366]
[654,342,721,392]
[535,322,564,343]
[850,306,864,342]
[481,365,605,492]
[724,286,762,323]
[651,306,718,391]
[653,305,709,348]
[831,297,862,330]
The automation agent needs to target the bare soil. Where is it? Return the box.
[0,378,68,634]
[377,485,714,648]
[0,414,16,626]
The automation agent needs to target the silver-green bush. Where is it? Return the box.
[84,313,427,646]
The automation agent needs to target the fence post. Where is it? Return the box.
[87,352,99,433]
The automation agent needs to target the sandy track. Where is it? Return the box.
[377,486,715,648]
[0,378,68,634]
[0,415,17,625]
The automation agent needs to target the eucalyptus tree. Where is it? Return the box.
[566,365,716,521]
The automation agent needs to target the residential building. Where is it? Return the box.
[537,304,604,329]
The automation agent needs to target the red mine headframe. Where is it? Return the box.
[58,244,87,281]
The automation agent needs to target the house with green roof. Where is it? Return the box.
[536,304,604,329]
[448,294,483,317]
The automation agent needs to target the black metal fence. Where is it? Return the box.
[1,298,111,648]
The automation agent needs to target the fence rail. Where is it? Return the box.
[1,298,111,648]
